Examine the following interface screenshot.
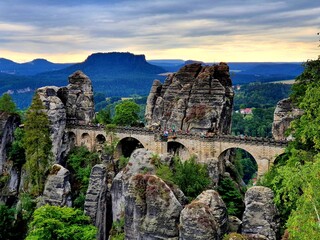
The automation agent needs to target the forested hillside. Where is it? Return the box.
[259,57,320,238]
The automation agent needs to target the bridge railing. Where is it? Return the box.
[66,122,288,147]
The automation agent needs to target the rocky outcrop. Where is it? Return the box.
[242,186,279,240]
[84,163,114,240]
[228,216,242,233]
[64,71,95,125]
[272,98,303,141]
[179,190,228,240]
[145,63,234,134]
[36,71,95,163]
[125,174,182,239]
[0,112,20,173]
[37,86,67,163]
[0,112,21,202]
[41,164,72,207]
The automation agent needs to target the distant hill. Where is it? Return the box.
[0,53,305,109]
[36,52,166,95]
[1,52,166,109]
[0,58,72,76]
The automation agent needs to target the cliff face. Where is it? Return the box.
[0,112,21,201]
[272,98,303,141]
[145,63,234,134]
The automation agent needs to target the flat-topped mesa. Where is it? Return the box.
[145,62,234,134]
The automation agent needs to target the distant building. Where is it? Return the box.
[240,108,253,115]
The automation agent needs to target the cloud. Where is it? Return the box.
[0,0,318,62]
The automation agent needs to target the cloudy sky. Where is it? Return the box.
[0,0,319,63]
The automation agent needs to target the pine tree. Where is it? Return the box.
[0,93,17,113]
[23,94,52,196]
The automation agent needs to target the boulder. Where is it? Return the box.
[228,216,242,233]
[125,174,182,240]
[272,98,303,141]
[41,164,72,207]
[242,186,279,240]
[179,190,228,240]
[145,63,234,134]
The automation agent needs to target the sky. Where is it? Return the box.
[0,0,319,63]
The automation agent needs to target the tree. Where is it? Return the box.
[113,100,140,126]
[0,204,16,240]
[95,105,112,125]
[8,128,26,169]
[26,205,97,240]
[66,146,100,209]
[23,94,52,196]
[0,93,17,113]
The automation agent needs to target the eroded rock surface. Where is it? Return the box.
[0,112,21,202]
[42,164,72,207]
[145,63,234,134]
[37,86,67,163]
[36,71,95,162]
[272,98,303,141]
[242,186,279,240]
[125,174,182,240]
[84,163,114,240]
[179,190,227,240]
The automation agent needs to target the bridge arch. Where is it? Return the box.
[167,140,190,160]
[68,131,77,148]
[217,144,272,177]
[218,148,258,184]
[116,137,144,158]
[80,132,92,150]
[96,134,106,144]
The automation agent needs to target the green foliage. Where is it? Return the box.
[155,156,210,201]
[104,124,119,158]
[258,58,320,237]
[66,146,100,209]
[118,156,129,169]
[232,107,274,137]
[0,93,17,113]
[23,94,52,196]
[155,164,174,183]
[26,205,97,240]
[95,105,112,125]
[109,217,125,240]
[0,204,16,240]
[233,149,257,184]
[233,82,291,110]
[217,176,244,217]
[8,128,26,168]
[113,100,140,126]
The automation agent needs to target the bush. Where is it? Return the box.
[66,146,100,209]
[217,176,244,218]
[155,156,210,201]
[26,205,97,240]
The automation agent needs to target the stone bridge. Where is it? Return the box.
[66,124,287,176]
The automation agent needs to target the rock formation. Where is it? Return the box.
[37,86,67,163]
[41,164,72,207]
[145,63,234,134]
[179,190,228,240]
[36,71,95,163]
[0,112,21,202]
[242,186,279,240]
[272,98,303,141]
[84,163,114,240]
[125,174,182,239]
